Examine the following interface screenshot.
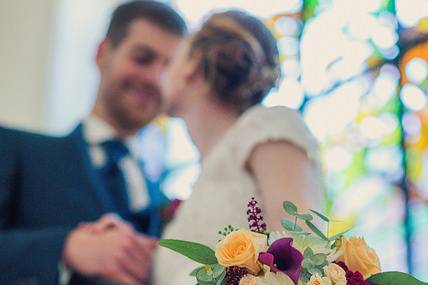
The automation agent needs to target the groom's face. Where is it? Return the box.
[97,19,181,132]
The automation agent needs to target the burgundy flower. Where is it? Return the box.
[225,266,248,285]
[336,261,372,285]
[247,197,267,233]
[258,238,303,284]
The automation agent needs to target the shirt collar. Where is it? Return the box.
[82,115,142,159]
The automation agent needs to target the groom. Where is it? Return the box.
[0,1,186,285]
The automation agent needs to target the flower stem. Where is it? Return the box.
[327,222,330,238]
[293,216,297,231]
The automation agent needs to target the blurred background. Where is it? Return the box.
[1,0,427,279]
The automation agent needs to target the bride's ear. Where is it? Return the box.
[182,53,203,85]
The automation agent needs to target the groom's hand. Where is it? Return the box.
[78,213,128,233]
[63,217,157,285]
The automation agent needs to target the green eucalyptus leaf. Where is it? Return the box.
[296,213,313,221]
[303,247,314,258]
[216,271,227,285]
[328,229,351,241]
[301,258,314,269]
[190,266,204,276]
[281,219,303,232]
[159,239,217,265]
[307,267,323,276]
[197,268,213,282]
[295,232,312,236]
[211,264,224,279]
[311,254,327,266]
[299,273,310,284]
[310,209,330,222]
[367,271,428,285]
[197,281,216,285]
[305,221,328,241]
[283,201,298,215]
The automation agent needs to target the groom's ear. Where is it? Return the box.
[96,39,112,71]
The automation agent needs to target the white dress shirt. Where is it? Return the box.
[83,115,149,211]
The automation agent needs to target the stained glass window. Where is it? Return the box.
[160,0,428,279]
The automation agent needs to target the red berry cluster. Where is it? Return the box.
[225,266,248,285]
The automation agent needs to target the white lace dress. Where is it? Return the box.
[153,106,321,285]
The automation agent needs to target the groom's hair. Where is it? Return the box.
[106,0,187,47]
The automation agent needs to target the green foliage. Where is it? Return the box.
[283,201,298,215]
[191,266,205,276]
[192,264,226,285]
[281,219,303,232]
[296,213,313,221]
[159,239,218,265]
[303,247,314,258]
[301,247,329,284]
[282,200,332,242]
[305,221,328,241]
[218,225,238,236]
[310,209,330,222]
[368,272,428,285]
[328,229,351,241]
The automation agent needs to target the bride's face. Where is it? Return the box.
[160,37,193,116]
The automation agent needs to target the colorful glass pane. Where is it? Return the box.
[164,0,428,279]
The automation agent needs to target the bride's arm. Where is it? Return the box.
[247,140,322,231]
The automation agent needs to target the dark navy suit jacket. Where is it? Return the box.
[0,125,162,285]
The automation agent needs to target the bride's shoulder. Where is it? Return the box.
[241,105,299,119]
[232,105,319,165]
[236,105,306,132]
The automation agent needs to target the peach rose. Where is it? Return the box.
[215,229,267,274]
[307,274,332,285]
[336,237,381,279]
[324,263,346,285]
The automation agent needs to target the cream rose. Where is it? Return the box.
[324,263,346,285]
[239,274,257,285]
[307,274,332,285]
[256,272,294,285]
[337,237,381,278]
[215,229,267,274]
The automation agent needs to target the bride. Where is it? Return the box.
[153,9,323,285]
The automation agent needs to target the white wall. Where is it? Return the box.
[0,0,56,131]
[46,0,126,134]
[0,0,127,134]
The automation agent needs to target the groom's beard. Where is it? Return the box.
[103,80,163,131]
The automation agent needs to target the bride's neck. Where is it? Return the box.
[182,102,238,160]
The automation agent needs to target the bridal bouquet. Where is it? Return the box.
[159,198,426,285]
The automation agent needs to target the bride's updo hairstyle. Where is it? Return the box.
[189,10,281,113]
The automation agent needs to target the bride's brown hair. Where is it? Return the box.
[189,10,281,113]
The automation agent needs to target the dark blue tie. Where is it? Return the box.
[100,139,130,217]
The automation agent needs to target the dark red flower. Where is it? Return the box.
[336,261,372,285]
[225,266,248,285]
